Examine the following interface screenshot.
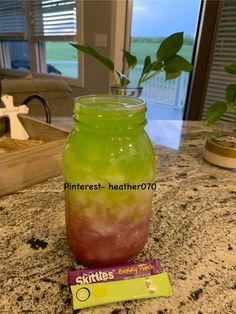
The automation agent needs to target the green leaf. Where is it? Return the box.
[165,71,181,80]
[156,32,184,61]
[164,55,193,73]
[142,56,151,75]
[142,58,162,76]
[120,77,130,86]
[70,43,114,71]
[205,101,227,126]
[225,84,236,103]
[151,61,162,72]
[115,70,122,80]
[226,103,236,112]
[114,70,130,86]
[224,62,236,75]
[123,49,137,70]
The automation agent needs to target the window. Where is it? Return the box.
[129,0,201,120]
[0,0,82,85]
[203,0,236,123]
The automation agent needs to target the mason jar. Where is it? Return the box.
[62,95,155,267]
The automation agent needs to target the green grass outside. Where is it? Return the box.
[46,41,193,64]
[45,42,78,61]
[45,41,193,79]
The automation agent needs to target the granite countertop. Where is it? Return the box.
[0,120,235,314]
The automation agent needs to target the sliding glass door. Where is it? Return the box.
[129,0,201,120]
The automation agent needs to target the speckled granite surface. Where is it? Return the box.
[0,121,235,314]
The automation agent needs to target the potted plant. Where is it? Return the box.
[71,32,193,97]
[203,62,236,169]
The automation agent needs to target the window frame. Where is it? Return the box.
[184,0,223,120]
[0,0,84,87]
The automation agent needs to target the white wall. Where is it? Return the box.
[72,0,128,97]
[72,0,113,96]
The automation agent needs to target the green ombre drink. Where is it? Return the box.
[63,95,155,267]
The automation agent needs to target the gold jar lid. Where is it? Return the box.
[205,135,236,158]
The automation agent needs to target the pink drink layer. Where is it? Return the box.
[66,208,151,267]
[68,259,161,285]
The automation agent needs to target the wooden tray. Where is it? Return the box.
[0,115,68,197]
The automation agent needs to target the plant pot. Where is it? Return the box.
[203,134,236,170]
[111,85,143,98]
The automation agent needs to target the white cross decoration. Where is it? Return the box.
[0,94,29,140]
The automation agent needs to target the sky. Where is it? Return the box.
[131,0,201,37]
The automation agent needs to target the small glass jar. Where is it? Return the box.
[111,85,143,98]
[62,95,155,267]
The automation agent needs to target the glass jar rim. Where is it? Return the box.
[74,94,146,112]
[110,85,143,90]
